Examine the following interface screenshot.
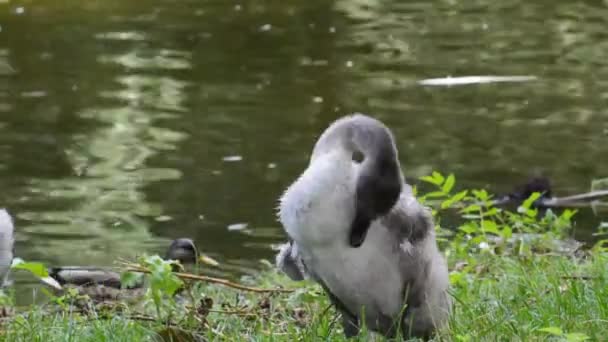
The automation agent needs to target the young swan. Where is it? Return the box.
[0,209,15,287]
[276,114,451,339]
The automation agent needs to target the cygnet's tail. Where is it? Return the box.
[275,241,308,281]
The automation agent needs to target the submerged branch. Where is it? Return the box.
[543,190,608,206]
[425,190,608,210]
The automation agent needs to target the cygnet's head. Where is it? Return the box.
[279,113,403,248]
[165,238,198,265]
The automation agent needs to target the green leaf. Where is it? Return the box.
[431,171,444,181]
[450,190,468,203]
[143,255,183,298]
[441,189,467,209]
[448,271,465,286]
[484,207,499,217]
[120,271,143,289]
[565,333,590,342]
[560,209,577,221]
[538,327,563,336]
[440,200,452,210]
[471,235,487,245]
[481,220,499,234]
[420,176,437,185]
[455,334,471,342]
[461,204,481,213]
[521,192,541,210]
[423,191,447,199]
[420,172,445,186]
[472,190,489,201]
[442,174,455,194]
[459,223,477,234]
[152,273,182,297]
[11,258,49,278]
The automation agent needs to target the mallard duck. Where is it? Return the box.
[276,113,451,339]
[0,209,205,302]
[47,238,200,302]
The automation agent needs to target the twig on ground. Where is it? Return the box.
[561,275,595,280]
[207,309,258,317]
[121,263,293,294]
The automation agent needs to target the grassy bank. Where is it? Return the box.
[2,253,607,341]
[1,173,607,341]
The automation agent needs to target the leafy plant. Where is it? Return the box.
[138,255,184,320]
[11,257,62,290]
[417,171,580,287]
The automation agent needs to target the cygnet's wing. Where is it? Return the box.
[381,189,448,338]
[381,186,434,244]
[275,240,308,281]
[0,209,15,285]
[379,189,434,307]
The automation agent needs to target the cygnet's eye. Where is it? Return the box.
[352,150,365,163]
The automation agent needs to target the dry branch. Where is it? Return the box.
[121,263,293,294]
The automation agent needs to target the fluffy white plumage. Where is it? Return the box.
[275,114,451,338]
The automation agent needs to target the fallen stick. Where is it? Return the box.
[123,264,293,294]
[560,275,595,280]
[207,309,258,317]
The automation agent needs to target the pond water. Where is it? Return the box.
[1,0,607,303]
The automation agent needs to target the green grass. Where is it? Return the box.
[1,252,606,341]
[444,253,608,341]
[3,310,154,341]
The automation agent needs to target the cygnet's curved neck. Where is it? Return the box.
[312,114,404,247]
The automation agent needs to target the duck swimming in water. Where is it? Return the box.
[50,238,199,286]
[0,209,203,301]
[276,113,451,339]
[48,238,200,301]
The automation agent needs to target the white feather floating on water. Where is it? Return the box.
[418,75,538,86]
